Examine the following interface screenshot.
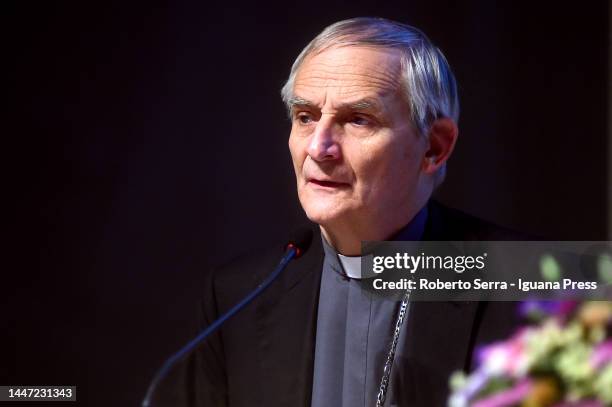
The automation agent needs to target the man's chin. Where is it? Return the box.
[298,192,354,225]
[301,206,347,228]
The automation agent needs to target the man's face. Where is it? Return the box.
[288,46,430,230]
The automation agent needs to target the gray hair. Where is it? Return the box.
[280,17,459,185]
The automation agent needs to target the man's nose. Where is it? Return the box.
[307,117,341,162]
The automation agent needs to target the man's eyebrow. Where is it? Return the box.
[341,98,382,112]
[287,96,316,108]
[287,96,383,112]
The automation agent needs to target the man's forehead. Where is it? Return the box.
[300,44,402,70]
[291,45,403,108]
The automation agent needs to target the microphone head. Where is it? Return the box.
[285,227,313,258]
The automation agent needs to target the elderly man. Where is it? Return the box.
[161,17,518,407]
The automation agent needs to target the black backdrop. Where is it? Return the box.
[5,1,609,406]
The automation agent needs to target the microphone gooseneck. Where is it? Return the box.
[142,227,313,407]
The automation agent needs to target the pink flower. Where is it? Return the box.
[477,331,529,377]
[590,341,612,369]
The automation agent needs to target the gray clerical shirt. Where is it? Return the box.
[311,206,427,407]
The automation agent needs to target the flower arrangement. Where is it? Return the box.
[448,301,612,407]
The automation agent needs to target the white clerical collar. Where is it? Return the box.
[337,253,376,279]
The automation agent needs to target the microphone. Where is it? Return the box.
[284,226,313,258]
[142,227,314,407]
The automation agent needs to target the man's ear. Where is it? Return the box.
[422,117,458,174]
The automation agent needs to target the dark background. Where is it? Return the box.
[4,1,609,406]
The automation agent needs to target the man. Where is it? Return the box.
[157,17,520,407]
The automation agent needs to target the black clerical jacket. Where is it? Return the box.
[155,201,523,407]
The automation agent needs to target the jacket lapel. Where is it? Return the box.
[255,234,324,407]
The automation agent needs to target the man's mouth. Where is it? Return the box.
[307,179,350,189]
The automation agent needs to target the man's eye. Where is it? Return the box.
[350,116,371,126]
[296,113,314,125]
